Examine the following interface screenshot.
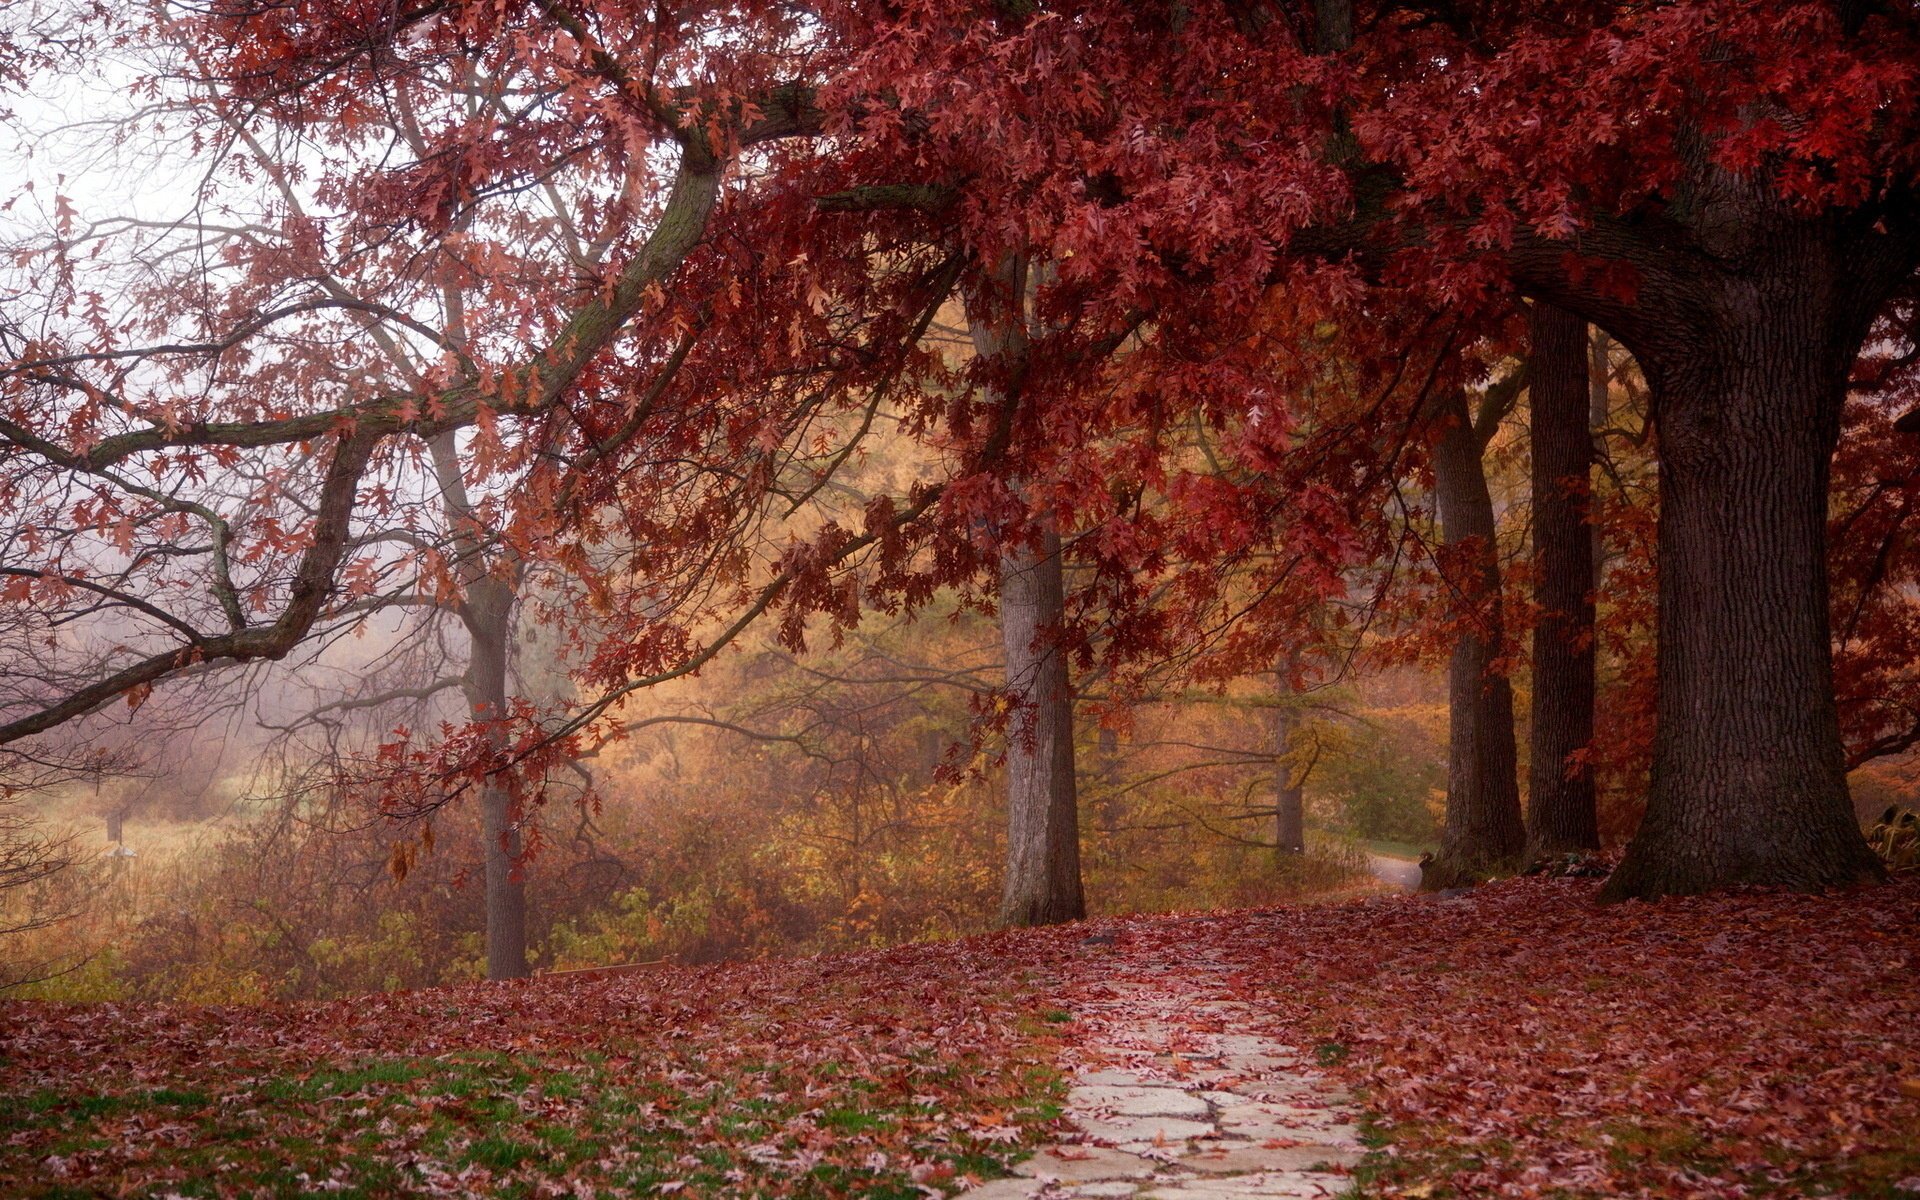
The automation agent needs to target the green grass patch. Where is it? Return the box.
[255,1057,433,1103]
[462,1136,542,1172]
[1,1046,1058,1199]
[146,1088,210,1108]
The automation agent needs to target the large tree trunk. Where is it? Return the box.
[1526,302,1601,858]
[997,526,1087,926]
[1600,246,1886,899]
[1423,388,1526,889]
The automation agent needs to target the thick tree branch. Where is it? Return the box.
[0,431,378,743]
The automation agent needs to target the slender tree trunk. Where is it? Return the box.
[969,257,1086,927]
[1423,389,1526,889]
[917,728,945,777]
[1093,724,1121,833]
[1272,664,1305,856]
[1096,724,1120,783]
[1601,246,1886,899]
[997,526,1087,926]
[428,429,531,979]
[463,575,530,980]
[1526,302,1601,858]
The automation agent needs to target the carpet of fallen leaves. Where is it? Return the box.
[1042,874,1920,1199]
[0,938,1064,1198]
[4,877,1917,1199]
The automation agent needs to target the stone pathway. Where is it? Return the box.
[964,970,1366,1200]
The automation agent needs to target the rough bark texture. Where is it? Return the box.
[1424,388,1526,889]
[997,526,1087,927]
[1314,0,1353,52]
[1497,115,1920,898]
[1597,227,1888,900]
[1526,302,1601,858]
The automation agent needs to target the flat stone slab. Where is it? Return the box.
[1211,1035,1288,1057]
[1180,1144,1363,1174]
[1198,1091,1253,1107]
[1014,1147,1159,1182]
[1212,1119,1307,1142]
[959,1179,1045,1200]
[1140,1181,1338,1200]
[1234,1072,1319,1092]
[1151,1063,1238,1087]
[1079,1115,1219,1145]
[1070,1085,1214,1119]
[1213,1106,1358,1145]
[1217,1054,1304,1075]
[1076,1070,1151,1086]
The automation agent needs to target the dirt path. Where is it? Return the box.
[964,933,1367,1200]
[1365,855,1422,891]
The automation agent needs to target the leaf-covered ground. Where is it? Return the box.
[1042,875,1920,1199]
[4,877,1917,1198]
[0,940,1064,1198]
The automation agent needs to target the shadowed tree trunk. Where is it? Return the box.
[1526,302,1601,858]
[1423,386,1526,889]
[1589,327,1611,589]
[1314,0,1352,52]
[1590,225,1890,900]
[996,526,1087,926]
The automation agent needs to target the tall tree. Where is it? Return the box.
[1526,302,1601,857]
[967,260,1085,927]
[1423,381,1526,888]
[1514,176,1904,899]
[1270,653,1307,856]
[0,0,963,955]
[426,434,531,979]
